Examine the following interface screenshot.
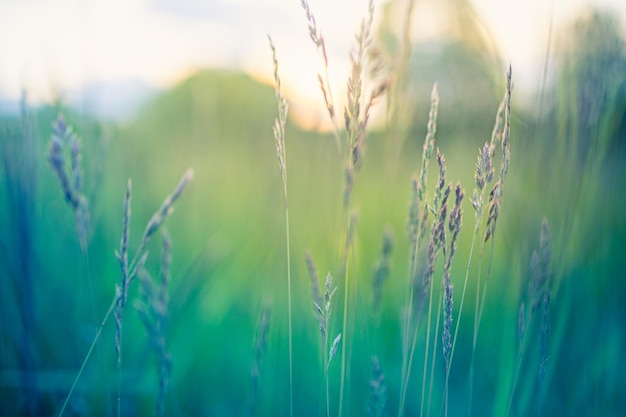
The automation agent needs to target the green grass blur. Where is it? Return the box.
[1,7,626,417]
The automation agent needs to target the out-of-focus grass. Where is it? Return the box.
[1,8,625,417]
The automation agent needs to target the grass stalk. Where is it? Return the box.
[268,36,293,417]
[48,115,112,415]
[306,253,340,417]
[339,255,349,417]
[467,231,495,415]
[440,185,464,417]
[57,294,118,417]
[426,293,442,417]
[58,169,192,417]
[298,0,342,153]
[325,343,330,417]
[466,245,483,416]
[504,310,533,417]
[339,211,357,417]
[419,277,435,417]
[448,139,497,377]
[325,272,341,417]
[296,3,385,415]
[467,65,512,415]
[398,83,439,417]
[416,151,449,417]
[285,206,293,417]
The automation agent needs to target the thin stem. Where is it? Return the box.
[448,227,478,371]
[58,294,118,417]
[466,245,484,417]
[79,245,112,417]
[400,324,415,415]
[285,204,293,417]
[443,227,478,417]
[400,309,420,415]
[399,232,422,416]
[322,64,343,156]
[268,36,292,416]
[420,278,436,417]
[401,84,439,416]
[325,328,330,417]
[426,291,443,417]
[505,315,533,417]
[338,225,350,417]
[398,273,414,415]
[398,286,414,414]
[444,370,450,417]
[476,239,496,344]
[442,223,478,417]
[467,235,496,416]
[117,335,123,417]
[80,244,98,330]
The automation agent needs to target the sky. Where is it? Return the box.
[0,0,624,119]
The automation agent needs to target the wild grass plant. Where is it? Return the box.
[399,83,439,417]
[465,65,513,415]
[305,251,341,417]
[48,114,113,416]
[267,35,294,417]
[56,164,193,417]
[296,1,388,414]
[281,3,528,417]
[271,1,539,416]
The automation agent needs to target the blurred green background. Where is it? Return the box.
[1,3,626,417]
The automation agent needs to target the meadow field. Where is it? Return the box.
[1,1,625,416]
